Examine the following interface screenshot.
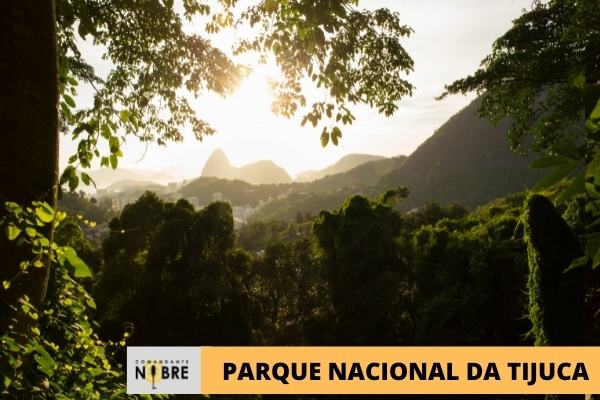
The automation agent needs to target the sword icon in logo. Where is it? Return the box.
[150,364,157,389]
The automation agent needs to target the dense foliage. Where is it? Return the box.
[524,194,585,345]
[91,191,553,351]
[95,193,255,346]
[0,202,130,399]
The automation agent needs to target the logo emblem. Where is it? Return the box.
[127,347,200,394]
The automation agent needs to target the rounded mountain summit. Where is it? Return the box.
[201,149,292,185]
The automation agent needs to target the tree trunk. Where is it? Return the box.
[0,0,59,329]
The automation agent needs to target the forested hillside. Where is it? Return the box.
[178,176,294,207]
[383,97,544,210]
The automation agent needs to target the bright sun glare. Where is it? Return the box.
[60,0,534,182]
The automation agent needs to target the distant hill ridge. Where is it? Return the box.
[296,154,386,181]
[305,155,407,192]
[88,168,175,188]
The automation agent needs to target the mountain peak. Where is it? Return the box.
[202,149,235,180]
[201,149,291,184]
[208,148,229,160]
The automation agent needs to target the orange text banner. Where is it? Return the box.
[200,346,600,395]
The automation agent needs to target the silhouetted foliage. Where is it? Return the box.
[250,240,332,345]
[237,219,313,253]
[58,192,112,226]
[409,196,529,345]
[95,193,254,346]
[524,194,586,345]
[313,195,412,344]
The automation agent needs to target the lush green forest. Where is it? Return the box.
[1,0,600,399]
[55,188,599,351]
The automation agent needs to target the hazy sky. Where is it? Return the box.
[60,0,532,179]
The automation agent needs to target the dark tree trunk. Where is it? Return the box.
[0,1,59,329]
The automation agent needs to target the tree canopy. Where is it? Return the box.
[442,0,600,154]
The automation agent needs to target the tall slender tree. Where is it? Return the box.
[0,1,59,317]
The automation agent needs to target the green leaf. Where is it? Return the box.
[592,250,600,269]
[58,56,69,78]
[565,256,588,273]
[62,246,92,278]
[68,174,79,192]
[586,181,600,197]
[119,110,130,123]
[528,155,569,169]
[556,174,585,204]
[532,162,577,191]
[263,0,277,13]
[60,166,75,186]
[587,147,600,177]
[34,345,56,377]
[81,173,89,185]
[109,136,120,153]
[591,98,600,120]
[320,129,329,147]
[101,123,111,139]
[5,202,21,213]
[55,211,66,222]
[35,206,54,223]
[586,118,600,134]
[109,154,118,169]
[594,248,600,269]
[585,234,600,269]
[2,280,10,289]
[86,297,97,309]
[5,224,21,241]
[63,94,76,108]
[586,235,600,264]
[331,126,342,146]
